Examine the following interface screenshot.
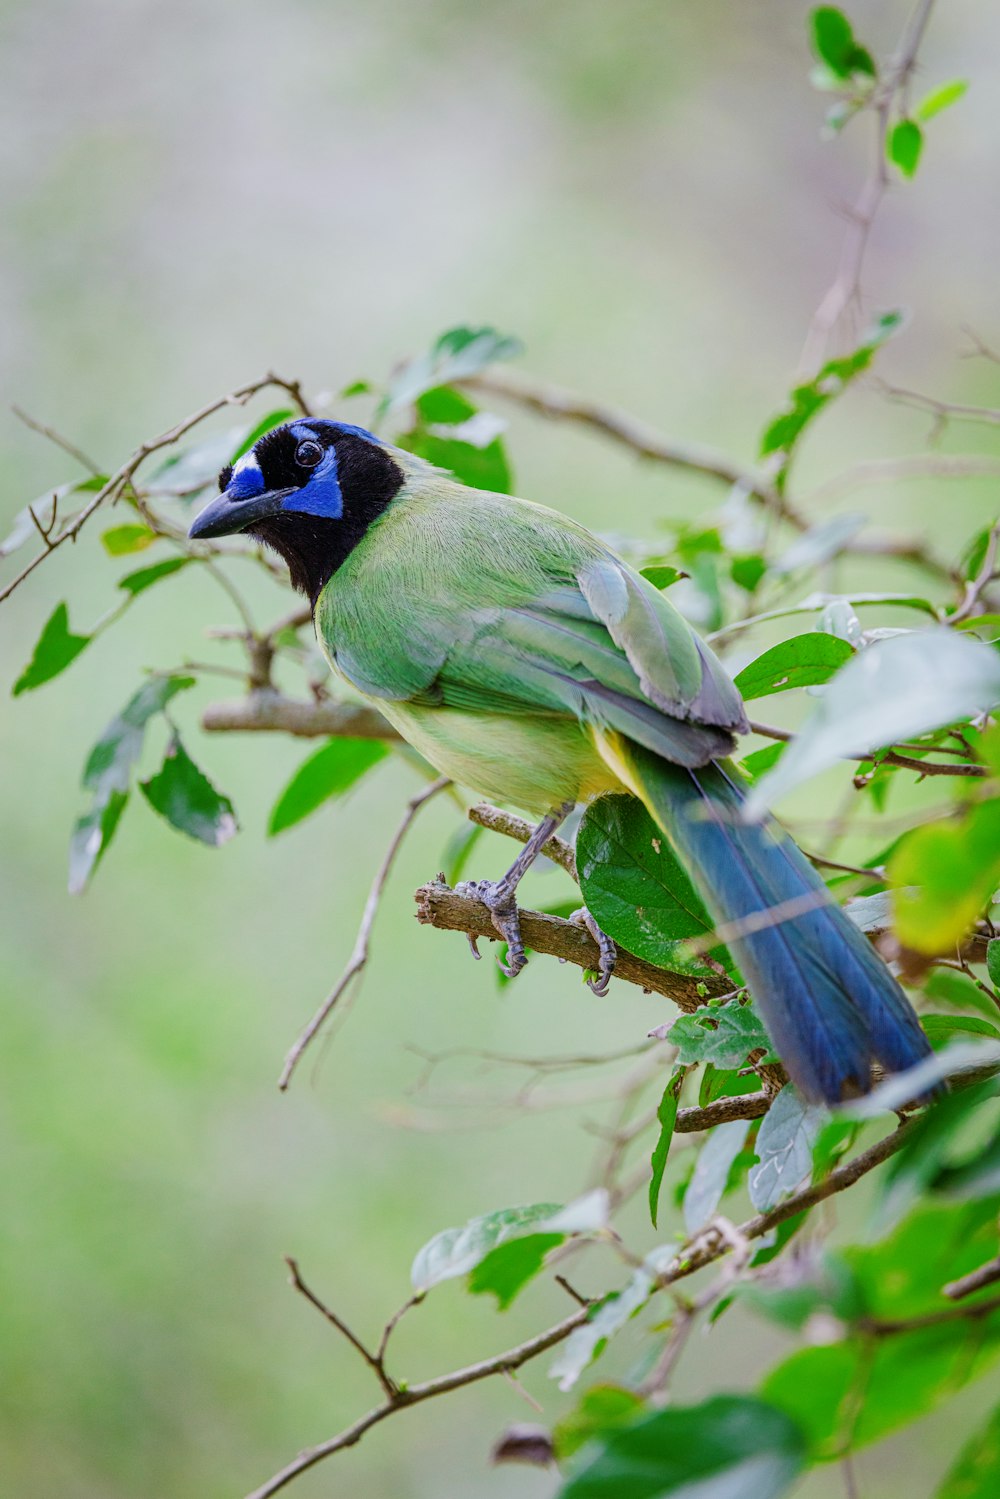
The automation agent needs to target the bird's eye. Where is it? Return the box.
[218,463,233,493]
[295,440,324,468]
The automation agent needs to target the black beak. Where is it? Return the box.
[188,486,296,540]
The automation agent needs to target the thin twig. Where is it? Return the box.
[944,1256,1000,1301]
[244,1121,914,1499]
[12,404,103,475]
[950,521,1000,625]
[278,778,451,1090]
[1,371,308,605]
[284,1257,397,1398]
[468,802,578,878]
[749,720,989,779]
[798,0,937,374]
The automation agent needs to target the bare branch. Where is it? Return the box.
[1,371,309,605]
[944,1256,1000,1301]
[748,720,990,779]
[877,380,1000,433]
[414,880,732,1012]
[245,1120,914,1499]
[12,403,103,476]
[950,520,1000,625]
[674,1092,770,1132]
[202,690,399,740]
[278,778,451,1090]
[468,802,578,879]
[284,1257,397,1398]
[460,365,798,523]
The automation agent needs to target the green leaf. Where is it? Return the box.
[871,1078,1000,1231]
[668,997,773,1068]
[411,1191,607,1294]
[760,313,902,490]
[68,789,129,896]
[267,738,388,835]
[762,1316,1000,1457]
[731,554,767,593]
[230,408,294,463]
[988,940,1000,991]
[101,523,157,555]
[748,1086,829,1212]
[550,1248,672,1393]
[746,630,1000,817]
[649,1067,685,1228]
[740,742,785,783]
[925,968,1000,1021]
[888,119,923,177]
[890,799,1000,953]
[385,326,523,413]
[69,675,196,892]
[576,794,718,973]
[12,602,91,695]
[639,564,685,591]
[733,633,854,701]
[553,1386,646,1462]
[140,735,238,846]
[468,1233,563,1309]
[724,590,938,638]
[809,7,876,81]
[144,427,246,494]
[937,1401,1000,1499]
[917,79,968,122]
[118,557,191,596]
[683,1119,750,1233]
[700,1063,762,1106]
[922,1015,1000,1051]
[557,1394,806,1499]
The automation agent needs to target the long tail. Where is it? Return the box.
[620,742,931,1103]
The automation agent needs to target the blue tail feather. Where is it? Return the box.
[622,745,931,1103]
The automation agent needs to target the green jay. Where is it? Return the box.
[189,417,931,1103]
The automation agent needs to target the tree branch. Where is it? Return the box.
[414,880,732,1012]
[202,690,398,740]
[245,1119,913,1499]
[278,778,450,1090]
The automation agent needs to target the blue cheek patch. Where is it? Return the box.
[282,448,344,521]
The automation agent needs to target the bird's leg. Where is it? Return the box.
[568,907,617,997]
[456,801,575,979]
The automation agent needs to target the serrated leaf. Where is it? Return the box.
[558,1394,806,1499]
[683,1119,750,1233]
[748,1086,829,1212]
[667,997,773,1068]
[746,630,1000,817]
[890,799,1000,953]
[118,557,191,595]
[576,794,719,973]
[888,119,923,177]
[734,634,854,701]
[140,735,238,846]
[101,523,156,556]
[917,78,968,122]
[12,602,91,695]
[649,1066,685,1228]
[268,738,388,835]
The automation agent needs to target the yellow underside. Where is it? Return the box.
[377,699,631,815]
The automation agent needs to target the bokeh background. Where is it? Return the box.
[3,2,1000,1496]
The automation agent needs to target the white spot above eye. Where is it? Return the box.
[233,451,261,476]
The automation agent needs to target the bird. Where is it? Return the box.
[189,416,931,1103]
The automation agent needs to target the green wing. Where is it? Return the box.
[316,476,747,768]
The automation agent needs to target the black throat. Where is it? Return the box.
[250,433,405,608]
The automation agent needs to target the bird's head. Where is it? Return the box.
[188,418,404,603]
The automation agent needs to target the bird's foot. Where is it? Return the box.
[455,879,528,979]
[569,907,617,996]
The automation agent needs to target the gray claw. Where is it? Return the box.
[570,907,617,996]
[455,879,528,979]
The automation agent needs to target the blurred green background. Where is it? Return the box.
[3,2,1000,1496]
